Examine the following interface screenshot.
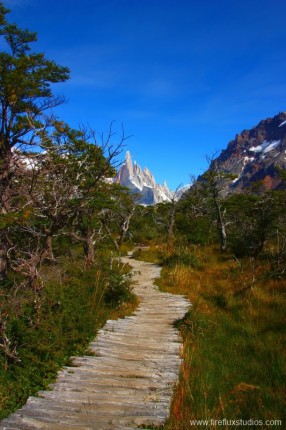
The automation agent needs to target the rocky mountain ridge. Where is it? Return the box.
[213,111,286,193]
[115,151,174,205]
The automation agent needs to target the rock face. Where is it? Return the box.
[214,112,286,193]
[115,152,174,205]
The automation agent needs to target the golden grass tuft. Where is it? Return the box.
[143,244,286,429]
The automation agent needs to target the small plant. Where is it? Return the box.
[103,271,133,308]
[0,312,20,364]
[160,246,202,269]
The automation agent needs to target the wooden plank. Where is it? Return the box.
[0,255,190,430]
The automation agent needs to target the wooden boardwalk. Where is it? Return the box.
[0,256,190,430]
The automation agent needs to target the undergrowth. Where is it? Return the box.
[0,252,137,419]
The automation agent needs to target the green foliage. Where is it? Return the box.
[226,194,269,256]
[0,253,136,418]
[0,4,70,283]
[131,246,164,264]
[0,8,69,154]
[160,246,201,269]
[226,191,286,260]
[129,206,163,243]
[0,13,136,420]
[0,4,285,426]
[175,212,214,245]
[103,270,133,307]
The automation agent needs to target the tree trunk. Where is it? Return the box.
[219,222,227,252]
[44,234,56,262]
[215,200,227,252]
[0,236,8,282]
[168,205,176,241]
[0,170,10,280]
[0,164,12,282]
[119,208,134,245]
[28,261,44,327]
[84,235,95,267]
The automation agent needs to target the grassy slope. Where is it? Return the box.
[134,245,286,430]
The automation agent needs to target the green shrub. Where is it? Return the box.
[160,246,202,269]
[103,271,133,307]
[0,253,136,419]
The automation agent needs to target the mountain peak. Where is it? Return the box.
[214,111,286,193]
[115,152,174,204]
[124,151,133,174]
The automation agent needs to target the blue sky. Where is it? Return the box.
[3,0,286,189]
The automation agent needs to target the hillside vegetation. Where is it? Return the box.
[0,3,285,428]
[0,4,137,418]
[130,186,286,429]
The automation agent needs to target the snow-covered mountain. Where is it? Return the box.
[115,151,174,205]
[211,111,286,193]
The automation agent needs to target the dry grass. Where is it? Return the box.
[144,244,286,429]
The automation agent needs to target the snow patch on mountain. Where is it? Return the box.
[249,139,280,154]
[210,111,286,193]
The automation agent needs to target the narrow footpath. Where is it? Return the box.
[0,255,190,430]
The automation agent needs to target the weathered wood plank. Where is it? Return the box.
[0,255,190,429]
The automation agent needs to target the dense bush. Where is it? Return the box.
[175,213,215,245]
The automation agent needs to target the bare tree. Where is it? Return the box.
[166,184,185,241]
[181,155,235,251]
[201,154,238,251]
